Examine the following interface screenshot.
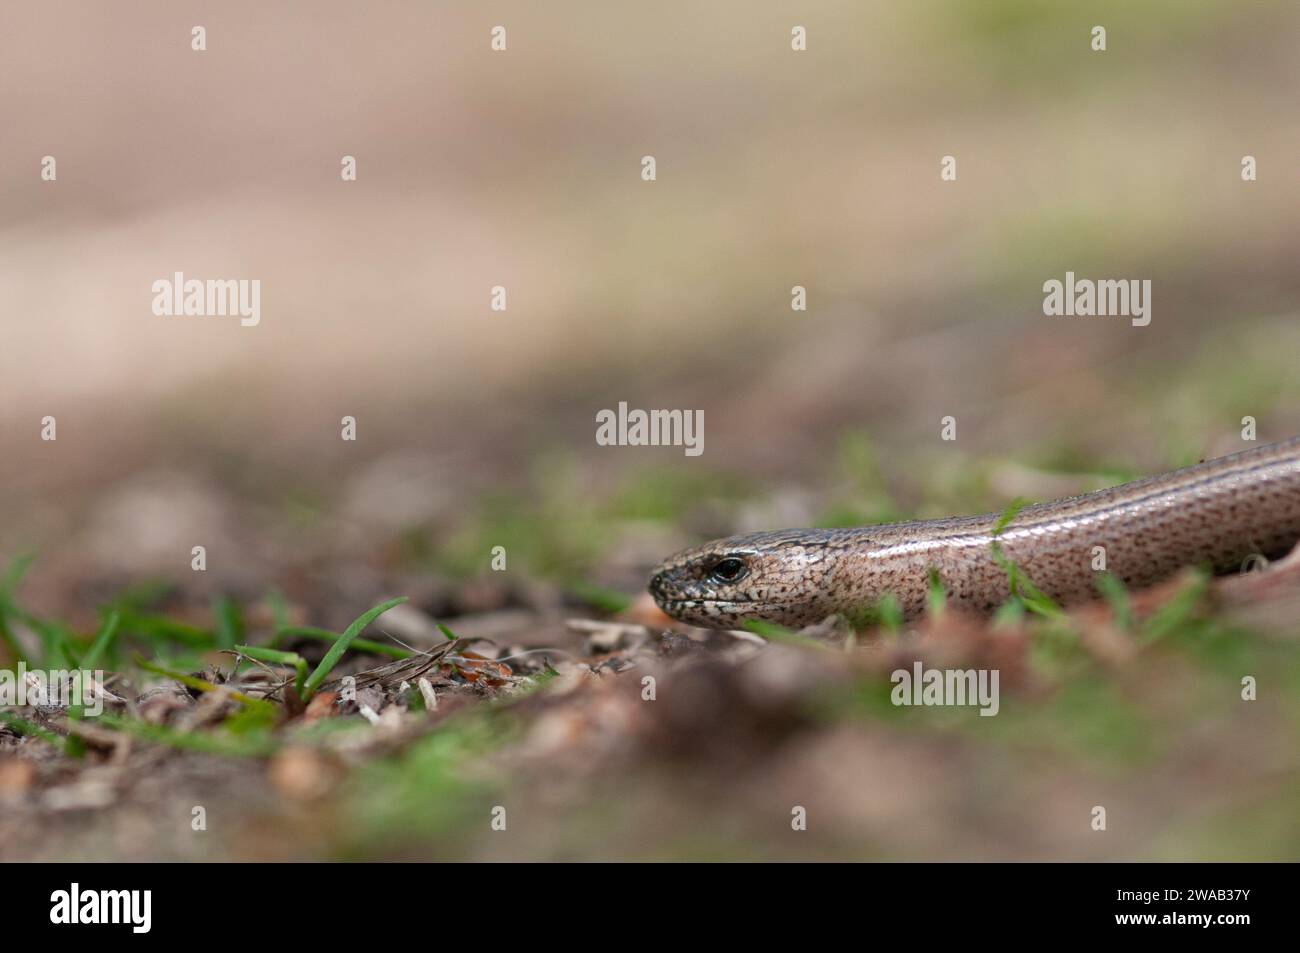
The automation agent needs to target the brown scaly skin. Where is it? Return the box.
[649,437,1300,629]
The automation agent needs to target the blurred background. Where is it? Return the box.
[2,1,1299,860]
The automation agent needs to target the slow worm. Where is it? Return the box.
[649,437,1300,628]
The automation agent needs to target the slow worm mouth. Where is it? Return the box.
[656,597,811,613]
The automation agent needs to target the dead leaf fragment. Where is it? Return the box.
[303,691,339,723]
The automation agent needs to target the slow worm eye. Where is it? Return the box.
[708,556,748,584]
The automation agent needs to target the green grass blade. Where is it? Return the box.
[267,589,291,631]
[742,618,827,650]
[0,610,26,665]
[302,597,408,700]
[1141,570,1210,643]
[65,611,123,758]
[235,644,309,697]
[926,568,947,618]
[1094,573,1133,631]
[992,497,1032,536]
[213,596,244,650]
[0,553,39,664]
[81,610,122,671]
[0,710,66,751]
[118,610,214,648]
[990,541,1066,620]
[0,553,36,597]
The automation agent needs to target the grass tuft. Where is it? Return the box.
[301,597,409,701]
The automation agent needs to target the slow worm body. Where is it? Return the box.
[649,437,1300,628]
